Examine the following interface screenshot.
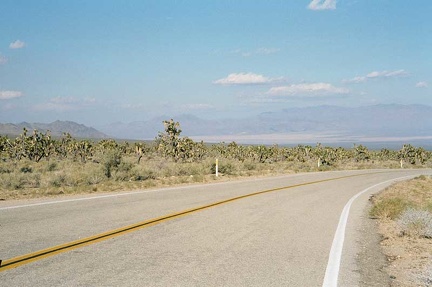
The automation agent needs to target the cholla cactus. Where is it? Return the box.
[156,119,205,162]
[5,128,54,162]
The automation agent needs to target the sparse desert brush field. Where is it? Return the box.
[370,175,432,286]
[0,152,430,201]
[1,125,432,200]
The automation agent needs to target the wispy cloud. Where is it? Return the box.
[0,54,7,65]
[308,0,337,10]
[33,97,96,111]
[213,73,280,85]
[267,83,349,97]
[344,69,409,83]
[9,40,25,49]
[0,90,23,100]
[415,81,428,88]
[213,73,286,86]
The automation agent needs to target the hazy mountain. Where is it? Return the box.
[99,104,432,143]
[2,104,431,146]
[0,120,109,139]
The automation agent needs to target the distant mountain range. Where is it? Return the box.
[98,104,432,145]
[0,120,109,139]
[1,104,431,147]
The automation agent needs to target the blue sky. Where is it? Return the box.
[0,0,431,126]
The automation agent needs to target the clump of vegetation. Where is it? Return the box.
[370,175,432,220]
[370,197,412,220]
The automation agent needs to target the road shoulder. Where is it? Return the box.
[357,202,390,286]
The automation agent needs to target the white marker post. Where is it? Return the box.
[215,158,219,177]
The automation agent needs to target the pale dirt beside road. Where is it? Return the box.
[367,177,432,287]
[357,204,390,286]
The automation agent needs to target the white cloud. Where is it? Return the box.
[367,70,407,78]
[0,90,23,100]
[344,69,409,83]
[415,81,428,88]
[308,0,337,10]
[268,83,349,96]
[214,73,274,85]
[9,40,25,49]
[0,54,7,64]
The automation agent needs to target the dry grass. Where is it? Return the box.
[0,156,297,200]
[0,153,429,201]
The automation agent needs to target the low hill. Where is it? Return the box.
[0,120,109,139]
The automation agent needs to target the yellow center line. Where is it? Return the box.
[0,172,383,271]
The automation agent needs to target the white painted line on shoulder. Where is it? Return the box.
[322,175,414,287]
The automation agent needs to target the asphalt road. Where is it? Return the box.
[1,169,431,286]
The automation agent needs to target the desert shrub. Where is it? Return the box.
[0,172,40,189]
[131,168,156,181]
[85,169,105,185]
[20,166,33,173]
[49,172,68,187]
[110,160,134,181]
[370,197,412,220]
[100,150,122,178]
[243,160,257,171]
[0,166,11,173]
[174,163,206,176]
[397,208,432,238]
[26,173,41,188]
[210,161,236,175]
[46,162,57,172]
[0,173,25,189]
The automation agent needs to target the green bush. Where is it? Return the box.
[100,150,122,178]
[20,166,33,173]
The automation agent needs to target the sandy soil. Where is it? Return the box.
[368,177,432,286]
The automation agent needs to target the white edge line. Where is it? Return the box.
[321,175,415,287]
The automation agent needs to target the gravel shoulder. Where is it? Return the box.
[358,201,390,286]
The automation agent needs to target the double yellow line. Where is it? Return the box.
[0,173,370,272]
